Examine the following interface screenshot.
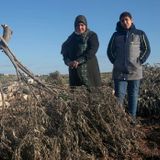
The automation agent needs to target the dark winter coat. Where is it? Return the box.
[61,30,101,87]
[107,22,151,80]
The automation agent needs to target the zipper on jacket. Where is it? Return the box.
[124,31,129,75]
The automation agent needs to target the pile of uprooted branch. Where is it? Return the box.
[0,85,143,160]
[0,25,156,160]
[138,63,160,117]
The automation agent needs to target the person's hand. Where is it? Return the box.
[72,61,79,68]
[68,61,74,68]
[68,61,79,68]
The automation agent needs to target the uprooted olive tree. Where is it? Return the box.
[138,64,160,116]
[1,85,143,160]
[0,25,159,160]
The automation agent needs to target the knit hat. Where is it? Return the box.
[74,15,87,28]
[119,11,132,20]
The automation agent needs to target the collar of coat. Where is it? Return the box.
[116,21,136,33]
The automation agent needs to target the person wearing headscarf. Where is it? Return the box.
[61,15,101,89]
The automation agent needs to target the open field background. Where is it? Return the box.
[0,64,159,160]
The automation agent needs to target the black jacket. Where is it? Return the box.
[61,30,101,87]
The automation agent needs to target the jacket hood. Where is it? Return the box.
[74,15,87,29]
[116,21,136,32]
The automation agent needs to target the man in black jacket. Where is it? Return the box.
[107,11,151,125]
[61,15,101,88]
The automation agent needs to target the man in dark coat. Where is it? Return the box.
[61,15,101,88]
[107,11,151,125]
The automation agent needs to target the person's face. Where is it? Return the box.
[120,16,133,29]
[75,23,87,34]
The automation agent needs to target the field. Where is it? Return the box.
[0,64,159,160]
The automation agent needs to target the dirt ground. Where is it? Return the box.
[134,116,160,159]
